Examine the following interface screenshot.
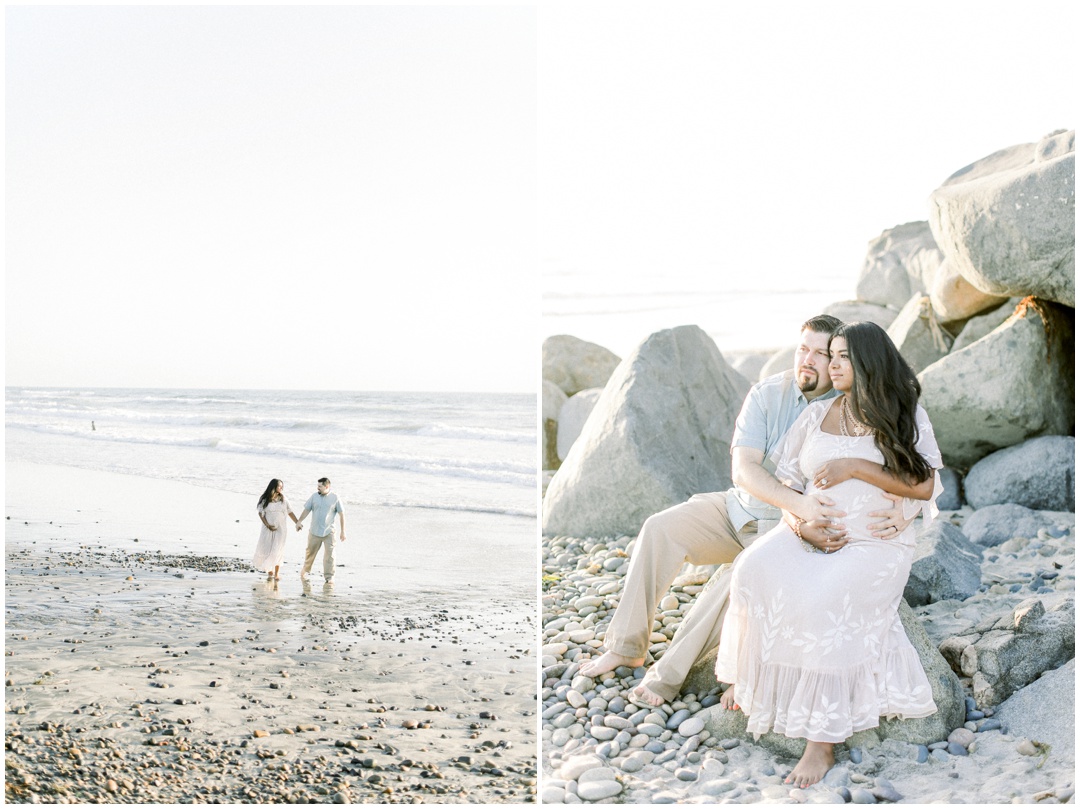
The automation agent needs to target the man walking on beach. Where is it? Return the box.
[579,314,917,706]
[296,478,346,585]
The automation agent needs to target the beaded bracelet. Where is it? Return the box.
[792,517,806,540]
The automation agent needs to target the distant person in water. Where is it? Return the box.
[252,479,301,581]
[296,477,346,585]
[91,421,95,431]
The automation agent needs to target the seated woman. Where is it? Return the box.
[714,321,943,788]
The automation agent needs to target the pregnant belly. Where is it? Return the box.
[809,479,895,541]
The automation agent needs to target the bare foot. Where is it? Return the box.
[785,741,835,788]
[630,684,665,707]
[720,687,739,711]
[578,651,645,678]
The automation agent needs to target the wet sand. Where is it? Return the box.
[5,465,536,804]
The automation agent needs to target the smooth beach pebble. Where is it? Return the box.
[576,780,622,801]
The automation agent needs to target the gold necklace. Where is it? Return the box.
[840,396,872,437]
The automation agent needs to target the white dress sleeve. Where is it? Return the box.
[902,405,944,524]
[771,400,829,494]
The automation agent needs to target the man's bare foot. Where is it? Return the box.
[578,651,645,678]
[630,684,665,707]
[719,687,739,711]
[784,741,835,788]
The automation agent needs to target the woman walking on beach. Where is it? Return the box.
[715,321,943,788]
[253,479,301,581]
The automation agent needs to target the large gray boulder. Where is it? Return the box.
[929,130,1075,308]
[994,658,1074,761]
[856,221,943,310]
[962,503,1074,548]
[936,467,963,511]
[542,326,751,539]
[905,521,984,607]
[556,388,602,462]
[963,436,1075,512]
[823,300,897,330]
[970,598,1074,708]
[758,345,795,381]
[543,381,568,471]
[542,335,621,397]
[950,298,1021,353]
[698,600,965,756]
[928,257,1010,324]
[917,298,1074,468]
[886,294,952,374]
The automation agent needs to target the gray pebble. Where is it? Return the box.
[946,742,968,756]
[675,767,697,782]
[930,749,950,763]
[654,749,677,765]
[651,792,679,804]
[916,745,928,763]
[719,739,740,750]
[848,747,863,764]
[850,787,877,804]
[576,780,622,801]
[976,718,1002,732]
[666,709,691,730]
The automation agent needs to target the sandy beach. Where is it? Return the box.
[5,463,536,804]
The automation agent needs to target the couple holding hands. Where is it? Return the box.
[252,477,346,584]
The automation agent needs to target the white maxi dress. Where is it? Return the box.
[252,497,292,573]
[714,399,943,743]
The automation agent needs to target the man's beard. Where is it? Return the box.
[797,368,819,392]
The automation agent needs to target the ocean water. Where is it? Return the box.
[5,388,536,596]
[542,264,853,360]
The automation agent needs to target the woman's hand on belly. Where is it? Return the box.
[812,458,867,490]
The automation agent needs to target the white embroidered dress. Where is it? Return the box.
[252,497,292,572]
[714,399,943,743]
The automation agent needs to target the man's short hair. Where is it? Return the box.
[318,477,331,486]
[802,314,844,335]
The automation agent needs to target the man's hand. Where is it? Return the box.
[868,492,916,539]
[339,533,347,543]
[785,510,848,553]
[794,492,847,525]
[296,523,304,532]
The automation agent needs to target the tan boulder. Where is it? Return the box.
[542,334,621,397]
[929,257,1009,323]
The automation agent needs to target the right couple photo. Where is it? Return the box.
[540,4,1074,805]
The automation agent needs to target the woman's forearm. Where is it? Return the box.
[851,459,934,499]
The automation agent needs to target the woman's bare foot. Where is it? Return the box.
[719,687,739,711]
[578,651,645,678]
[785,741,835,788]
[630,684,665,707]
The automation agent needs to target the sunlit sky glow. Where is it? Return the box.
[7,5,536,392]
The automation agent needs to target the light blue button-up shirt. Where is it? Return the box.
[304,492,344,538]
[726,370,839,531]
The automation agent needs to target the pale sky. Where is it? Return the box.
[539,2,1077,357]
[6,3,1076,391]
[6,5,537,392]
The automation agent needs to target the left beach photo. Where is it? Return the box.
[5,6,538,805]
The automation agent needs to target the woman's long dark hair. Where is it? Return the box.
[831,322,932,484]
[257,479,282,509]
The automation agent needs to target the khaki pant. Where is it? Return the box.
[302,531,337,580]
[602,490,775,701]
